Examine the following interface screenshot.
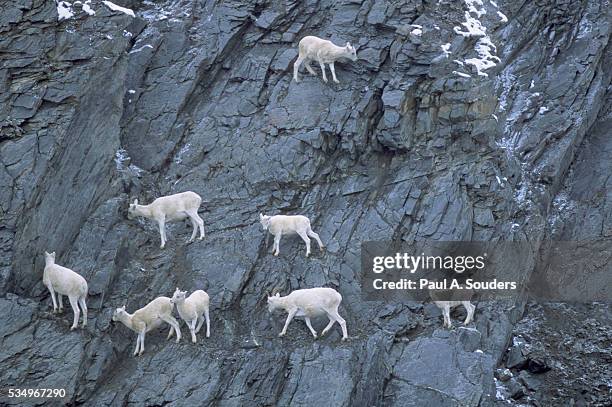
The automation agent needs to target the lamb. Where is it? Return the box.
[429,286,475,328]
[293,36,357,83]
[128,191,205,249]
[267,287,348,340]
[259,213,324,257]
[434,301,476,328]
[170,288,210,343]
[42,251,88,330]
[112,296,182,356]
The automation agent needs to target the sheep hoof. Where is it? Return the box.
[198,236,204,240]
[341,337,348,341]
[192,339,197,344]
[333,79,339,84]
[274,252,279,257]
[313,334,318,339]
[70,326,77,331]
[278,332,285,337]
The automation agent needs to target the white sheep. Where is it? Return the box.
[267,287,348,340]
[259,213,324,257]
[112,296,182,356]
[128,191,205,249]
[43,251,88,330]
[170,288,210,343]
[434,301,476,328]
[293,36,357,83]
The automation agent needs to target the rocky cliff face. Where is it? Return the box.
[0,0,609,406]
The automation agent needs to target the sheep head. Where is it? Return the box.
[127,199,139,219]
[170,288,187,305]
[267,292,282,312]
[44,251,56,264]
[112,305,127,321]
[344,42,357,61]
[259,213,271,230]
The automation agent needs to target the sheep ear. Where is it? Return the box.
[275,293,280,297]
[260,213,264,220]
[44,251,49,256]
[133,199,138,205]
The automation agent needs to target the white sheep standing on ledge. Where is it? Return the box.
[434,301,476,328]
[267,287,348,340]
[43,251,88,330]
[112,296,182,356]
[170,288,210,343]
[128,191,205,249]
[259,213,324,257]
[293,35,358,83]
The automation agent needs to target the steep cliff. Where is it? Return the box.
[1,0,609,405]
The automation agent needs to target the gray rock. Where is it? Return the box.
[0,0,610,405]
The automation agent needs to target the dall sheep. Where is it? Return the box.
[170,288,210,343]
[112,297,181,356]
[259,213,324,257]
[128,191,205,249]
[429,286,476,328]
[43,251,88,330]
[434,301,476,328]
[267,287,348,340]
[293,36,357,83]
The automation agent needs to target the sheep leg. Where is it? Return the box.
[78,297,87,328]
[321,316,336,336]
[442,306,452,328]
[304,317,317,338]
[138,329,146,355]
[279,309,297,337]
[330,310,348,340]
[329,62,339,83]
[304,60,317,76]
[293,55,304,82]
[189,319,198,343]
[296,230,311,257]
[167,325,174,339]
[307,229,324,250]
[134,334,141,356]
[57,293,63,313]
[162,315,181,343]
[196,308,210,337]
[464,302,475,325]
[48,285,58,313]
[188,217,198,242]
[157,216,167,249]
[187,209,205,241]
[205,308,210,338]
[319,60,328,82]
[273,234,281,256]
[68,296,80,330]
